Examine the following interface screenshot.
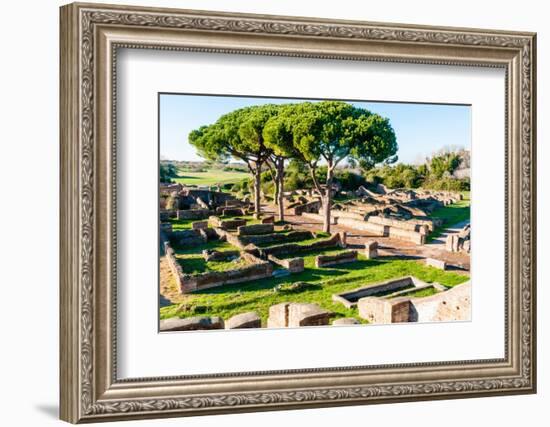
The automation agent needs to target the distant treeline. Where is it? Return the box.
[230,150,470,195]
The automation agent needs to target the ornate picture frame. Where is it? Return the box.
[60,2,536,423]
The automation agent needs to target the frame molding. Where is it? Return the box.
[60,2,536,423]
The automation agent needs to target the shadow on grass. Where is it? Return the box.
[192,258,389,296]
[176,174,202,180]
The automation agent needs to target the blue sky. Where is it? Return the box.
[159,94,471,165]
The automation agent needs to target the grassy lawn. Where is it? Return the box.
[167,218,195,231]
[173,241,243,275]
[428,195,471,241]
[160,251,469,325]
[255,231,331,248]
[172,168,248,186]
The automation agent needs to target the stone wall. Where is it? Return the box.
[209,216,247,230]
[176,209,212,220]
[267,254,305,273]
[300,212,338,225]
[163,241,185,292]
[237,223,274,236]
[160,210,177,221]
[356,281,471,323]
[258,233,345,258]
[331,210,367,221]
[367,215,428,234]
[168,229,206,247]
[315,250,358,268]
[332,276,428,308]
[160,316,224,331]
[179,252,273,293]
[410,281,471,322]
[358,297,411,323]
[336,217,388,235]
[388,226,426,245]
[293,200,322,215]
[336,216,425,244]
[267,302,332,328]
[239,230,313,246]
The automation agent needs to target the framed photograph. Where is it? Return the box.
[60,2,537,423]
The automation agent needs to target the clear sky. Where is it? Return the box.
[159,93,471,165]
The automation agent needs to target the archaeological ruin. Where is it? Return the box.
[159,183,471,332]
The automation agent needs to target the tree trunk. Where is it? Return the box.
[276,158,285,222]
[253,168,262,218]
[273,178,279,205]
[323,165,334,233]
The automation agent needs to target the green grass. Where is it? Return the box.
[393,286,439,299]
[167,218,195,231]
[428,196,471,241]
[174,241,245,274]
[172,168,248,186]
[161,252,469,325]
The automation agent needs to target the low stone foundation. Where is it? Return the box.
[209,215,247,230]
[192,220,208,230]
[315,250,358,268]
[160,210,177,221]
[202,249,240,262]
[237,223,274,236]
[169,229,206,247]
[267,302,332,328]
[267,254,305,273]
[178,252,273,293]
[261,215,275,224]
[163,241,185,292]
[176,209,212,220]
[358,297,411,323]
[225,312,261,329]
[426,257,447,270]
[293,200,322,215]
[330,216,426,245]
[367,215,428,234]
[258,233,345,258]
[160,316,225,331]
[239,230,314,246]
[357,281,471,324]
[216,207,246,216]
[332,276,430,309]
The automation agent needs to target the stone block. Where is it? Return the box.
[315,250,357,268]
[261,215,275,224]
[364,240,379,259]
[237,223,274,236]
[222,207,245,217]
[159,316,224,331]
[426,257,447,270]
[332,318,361,326]
[288,303,332,327]
[446,234,460,252]
[176,209,211,220]
[267,303,290,328]
[225,312,261,329]
[285,257,305,273]
[267,302,331,328]
[358,297,411,324]
[192,220,208,230]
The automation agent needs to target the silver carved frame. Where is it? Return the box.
[59,2,537,423]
